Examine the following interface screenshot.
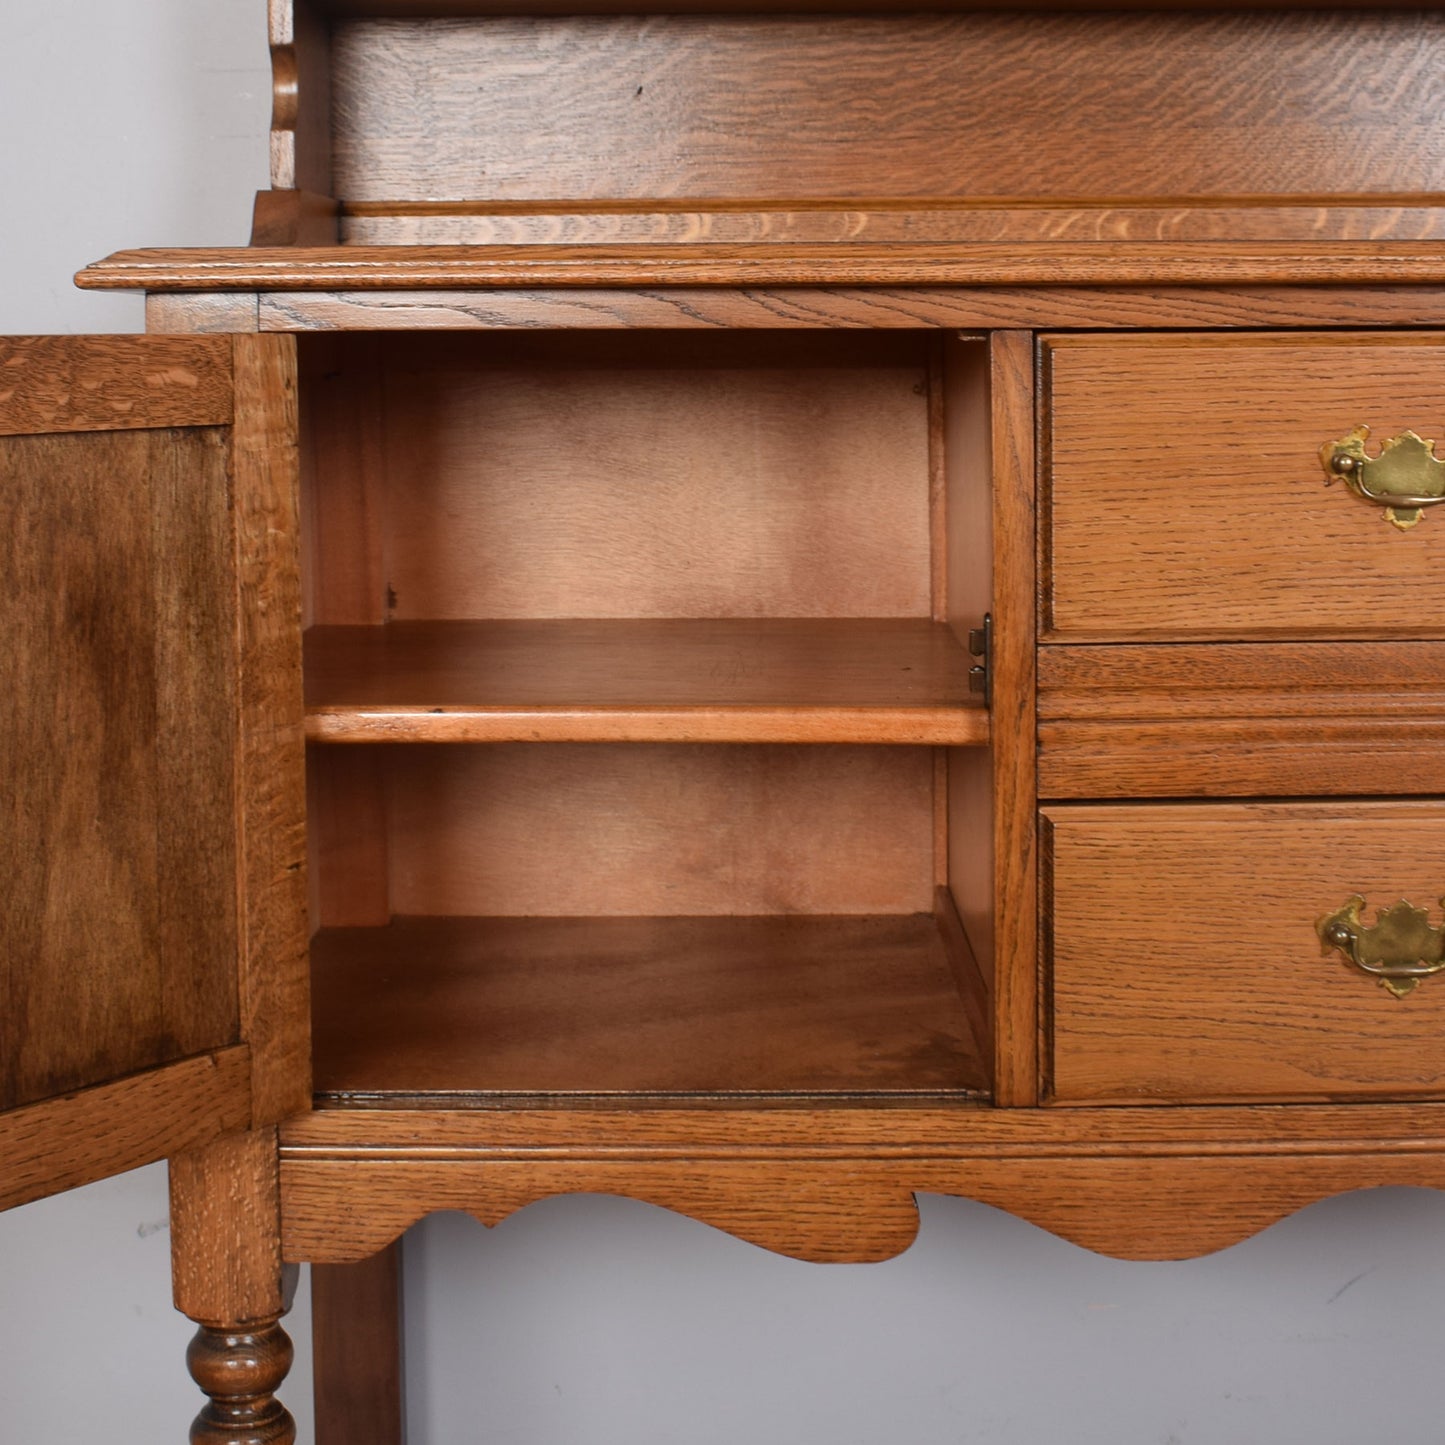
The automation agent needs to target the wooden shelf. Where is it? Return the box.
[303,619,987,744]
[309,911,989,1102]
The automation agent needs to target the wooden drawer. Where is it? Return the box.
[1045,802,1445,1104]
[1043,334,1445,640]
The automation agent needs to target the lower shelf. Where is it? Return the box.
[310,911,988,1103]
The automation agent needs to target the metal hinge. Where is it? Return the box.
[968,612,992,706]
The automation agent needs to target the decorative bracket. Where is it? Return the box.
[1319,425,1445,530]
[1317,895,1445,997]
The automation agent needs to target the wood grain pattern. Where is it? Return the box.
[303,619,987,745]
[281,1152,1445,1265]
[252,189,342,247]
[310,912,987,1099]
[171,1127,296,1444]
[935,885,992,1087]
[0,336,231,433]
[1045,801,1445,1104]
[270,0,333,197]
[231,336,312,1126]
[256,287,1445,333]
[298,334,386,627]
[278,1101,1445,1264]
[299,332,932,624]
[282,1097,1445,1152]
[1043,333,1445,639]
[75,241,1445,292]
[0,1048,251,1213]
[374,743,935,918]
[982,334,1038,1106]
[339,199,1445,247]
[147,292,262,335]
[943,335,994,1035]
[307,745,392,929]
[1039,642,1445,796]
[188,1320,296,1445]
[325,14,1445,202]
[1,426,239,1111]
[172,1128,288,1327]
[311,1243,405,1445]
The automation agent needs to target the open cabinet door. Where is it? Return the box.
[0,334,309,1212]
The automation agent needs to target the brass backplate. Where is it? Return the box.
[1320,426,1445,530]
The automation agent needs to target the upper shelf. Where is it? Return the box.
[76,240,1445,292]
[304,619,987,745]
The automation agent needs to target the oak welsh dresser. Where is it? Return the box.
[6,2,1445,1438]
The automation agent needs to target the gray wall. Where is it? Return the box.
[4,5,1445,1442]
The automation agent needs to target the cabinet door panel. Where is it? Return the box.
[2,424,237,1110]
[0,335,305,1210]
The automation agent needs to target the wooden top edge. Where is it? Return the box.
[77,240,1445,292]
[308,0,1445,15]
[342,195,1445,217]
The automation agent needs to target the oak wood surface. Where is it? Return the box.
[322,14,1445,203]
[0,1049,251,1213]
[171,1128,296,1444]
[302,331,932,624]
[76,241,1445,292]
[1039,641,1445,796]
[257,286,1445,333]
[147,292,263,335]
[298,334,386,627]
[278,1101,1445,1264]
[981,334,1038,1106]
[308,745,392,930]
[339,198,1445,247]
[269,0,333,198]
[231,337,312,1125]
[281,1098,1445,1153]
[0,336,231,433]
[1045,801,1445,1105]
[311,1243,406,1445]
[1044,333,1445,639]
[253,189,343,247]
[369,743,935,918]
[309,911,987,1100]
[942,337,992,1058]
[1,424,239,1111]
[171,1127,289,1329]
[303,619,987,745]
[281,1152,1445,1266]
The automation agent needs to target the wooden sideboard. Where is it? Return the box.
[6,3,1445,1439]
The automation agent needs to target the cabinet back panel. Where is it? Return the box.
[358,743,935,917]
[329,13,1445,203]
[1,429,239,1110]
[308,333,932,623]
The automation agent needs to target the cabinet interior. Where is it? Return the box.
[299,329,994,1105]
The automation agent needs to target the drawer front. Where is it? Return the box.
[1043,334,1445,639]
[1045,801,1445,1104]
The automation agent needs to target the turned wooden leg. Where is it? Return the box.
[170,1128,296,1445]
[186,1318,296,1444]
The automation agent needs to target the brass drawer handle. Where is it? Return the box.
[1317,896,1445,997]
[1320,426,1445,530]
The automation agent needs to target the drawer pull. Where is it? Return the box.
[1320,426,1445,530]
[1317,896,1445,997]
